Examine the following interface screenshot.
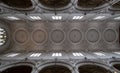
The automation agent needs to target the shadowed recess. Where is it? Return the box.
[77,0,110,8]
[112,1,120,8]
[113,64,120,71]
[39,0,70,8]
[78,64,112,73]
[1,65,32,73]
[1,0,33,8]
[39,65,71,73]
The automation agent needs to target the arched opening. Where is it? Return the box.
[39,0,70,8]
[39,65,71,73]
[1,0,33,8]
[113,64,120,71]
[1,65,32,73]
[112,1,120,8]
[77,0,110,8]
[78,64,112,73]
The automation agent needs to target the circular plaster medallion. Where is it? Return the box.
[86,29,100,43]
[14,29,28,44]
[51,29,65,44]
[32,29,47,44]
[69,29,82,43]
[104,29,117,43]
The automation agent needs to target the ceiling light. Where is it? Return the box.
[52,16,62,20]
[114,17,120,20]
[52,53,62,57]
[73,16,84,20]
[94,52,105,56]
[114,52,120,55]
[73,52,84,56]
[6,53,20,57]
[30,53,41,57]
[29,16,41,20]
[94,16,105,20]
[0,35,3,38]
[6,16,20,20]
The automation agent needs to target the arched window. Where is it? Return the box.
[0,28,7,46]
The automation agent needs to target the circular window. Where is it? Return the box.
[39,0,70,8]
[0,28,7,46]
[39,65,71,73]
[1,65,32,73]
[78,64,112,73]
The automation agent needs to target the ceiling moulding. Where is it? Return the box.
[75,0,111,11]
[0,0,35,11]
[38,0,72,10]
